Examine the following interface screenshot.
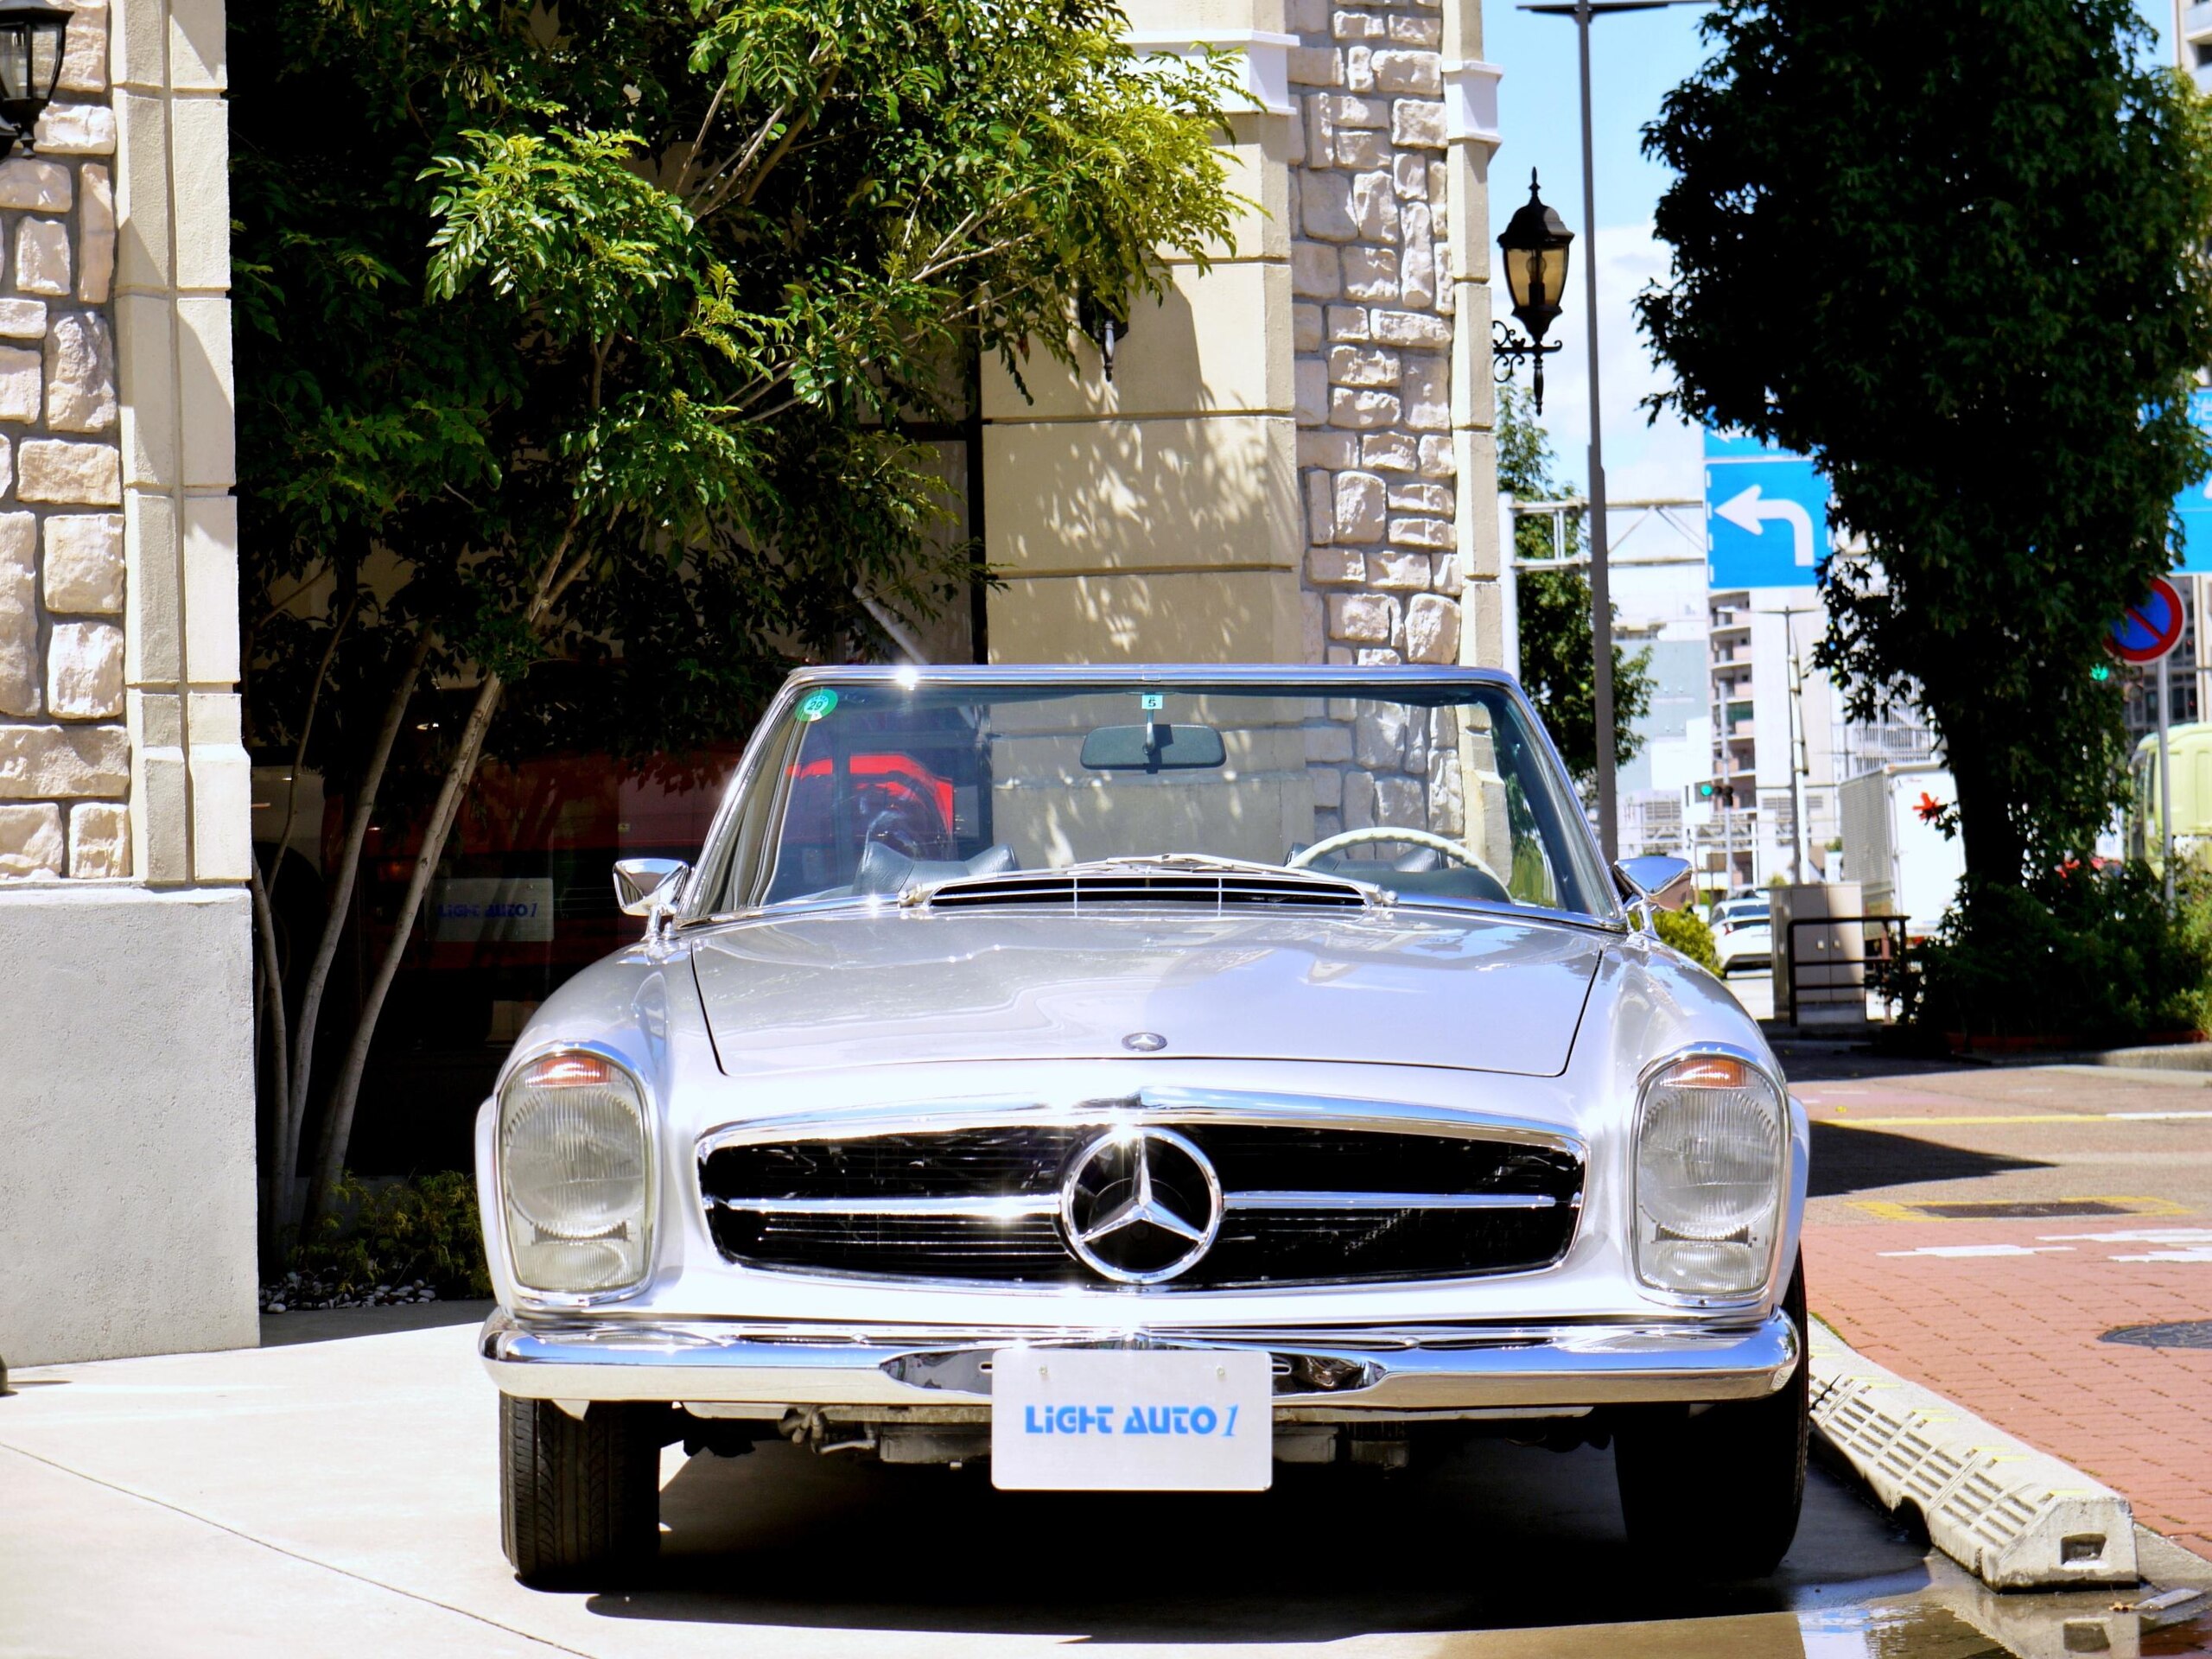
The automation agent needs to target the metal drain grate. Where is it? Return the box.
[1912,1198,2136,1220]
[2101,1319,2212,1350]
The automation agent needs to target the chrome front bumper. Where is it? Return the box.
[480,1309,1800,1412]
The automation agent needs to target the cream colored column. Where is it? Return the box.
[1440,2,1502,669]
[113,0,245,884]
[982,3,1301,664]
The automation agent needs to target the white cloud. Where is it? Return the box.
[1492,220,1700,507]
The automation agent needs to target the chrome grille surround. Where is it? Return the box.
[696,1090,1586,1290]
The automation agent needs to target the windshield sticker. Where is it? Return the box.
[794,688,839,723]
[1140,692,1165,711]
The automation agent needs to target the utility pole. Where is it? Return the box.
[1523,0,1702,863]
[1764,603,1820,884]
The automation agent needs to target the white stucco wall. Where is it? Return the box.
[0,884,256,1366]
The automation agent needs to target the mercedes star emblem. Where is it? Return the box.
[1122,1031,1167,1052]
[1058,1127,1224,1284]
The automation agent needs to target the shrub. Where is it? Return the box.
[1906,863,2212,1045]
[293,1171,493,1300]
[1654,906,1722,973]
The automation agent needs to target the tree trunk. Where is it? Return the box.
[304,668,505,1230]
[249,857,290,1264]
[280,631,433,1239]
[1945,738,2022,895]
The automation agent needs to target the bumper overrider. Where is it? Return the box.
[479,1309,1800,1412]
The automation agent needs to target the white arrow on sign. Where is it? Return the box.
[1714,483,1815,567]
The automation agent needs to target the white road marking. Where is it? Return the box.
[1878,1245,2075,1259]
[2111,1249,2212,1262]
[2038,1229,2212,1243]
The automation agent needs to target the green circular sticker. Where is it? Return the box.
[794,687,839,723]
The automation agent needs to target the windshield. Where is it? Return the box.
[697,677,1614,920]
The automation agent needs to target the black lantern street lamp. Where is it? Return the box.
[0,0,72,161]
[1492,171,1574,413]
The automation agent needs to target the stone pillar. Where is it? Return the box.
[114,0,247,884]
[1439,7,1503,669]
[1287,0,1474,671]
[0,4,128,877]
[0,0,254,1367]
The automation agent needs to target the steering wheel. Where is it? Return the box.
[1287,826,1506,889]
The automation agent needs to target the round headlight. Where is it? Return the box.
[499,1051,652,1294]
[1633,1053,1784,1297]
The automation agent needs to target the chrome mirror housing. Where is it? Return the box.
[613,857,689,919]
[1615,855,1694,920]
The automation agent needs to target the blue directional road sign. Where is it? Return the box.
[1705,430,1829,590]
[2172,389,2212,575]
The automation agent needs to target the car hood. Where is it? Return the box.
[687,906,1608,1080]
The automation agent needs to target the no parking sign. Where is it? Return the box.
[2107,576,2186,666]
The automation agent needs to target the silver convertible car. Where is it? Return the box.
[475,665,1808,1586]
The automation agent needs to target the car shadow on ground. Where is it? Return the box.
[257,1300,496,1349]
[582,1438,1925,1644]
[1806,1123,2050,1200]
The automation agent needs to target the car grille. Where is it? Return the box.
[699,1122,1583,1287]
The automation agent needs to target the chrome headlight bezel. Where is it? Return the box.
[1630,1043,1789,1307]
[495,1041,658,1304]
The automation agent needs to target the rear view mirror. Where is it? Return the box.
[1079,722,1226,772]
[613,856,689,918]
[1615,855,1694,913]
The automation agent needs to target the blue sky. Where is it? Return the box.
[1484,0,2177,502]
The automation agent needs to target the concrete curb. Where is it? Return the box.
[1808,1319,2139,1590]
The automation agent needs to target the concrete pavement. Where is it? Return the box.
[10,1307,2201,1657]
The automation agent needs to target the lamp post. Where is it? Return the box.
[1522,0,1703,863]
[0,0,71,159]
[1492,172,1573,415]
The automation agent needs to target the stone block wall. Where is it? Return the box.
[0,0,245,887]
[0,5,127,879]
[1287,0,1465,675]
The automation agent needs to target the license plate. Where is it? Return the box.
[989,1346,1272,1491]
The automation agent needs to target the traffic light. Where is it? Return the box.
[1697,781,1717,800]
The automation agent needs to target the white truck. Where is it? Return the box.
[1838,761,1964,938]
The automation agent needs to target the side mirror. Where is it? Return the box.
[1615,855,1694,916]
[613,856,690,919]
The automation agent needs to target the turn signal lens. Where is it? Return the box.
[499,1051,652,1294]
[1633,1052,1784,1298]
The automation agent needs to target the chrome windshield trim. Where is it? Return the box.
[696,1088,1588,1165]
[676,664,1627,929]
[1220,1191,1562,1212]
[709,1193,1059,1220]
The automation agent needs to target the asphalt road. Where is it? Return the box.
[3,1308,2197,1658]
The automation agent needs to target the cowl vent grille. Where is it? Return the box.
[918,871,1372,912]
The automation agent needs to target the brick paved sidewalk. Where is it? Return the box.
[1805,1216,2212,1563]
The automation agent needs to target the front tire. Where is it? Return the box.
[1613,1257,1808,1580]
[499,1394,664,1588]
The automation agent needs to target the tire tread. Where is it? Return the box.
[1614,1258,1810,1580]
[499,1393,661,1588]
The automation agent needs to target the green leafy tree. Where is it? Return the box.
[1639,0,2212,887]
[232,0,1243,1234]
[1653,905,1720,974]
[1494,389,1653,785]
